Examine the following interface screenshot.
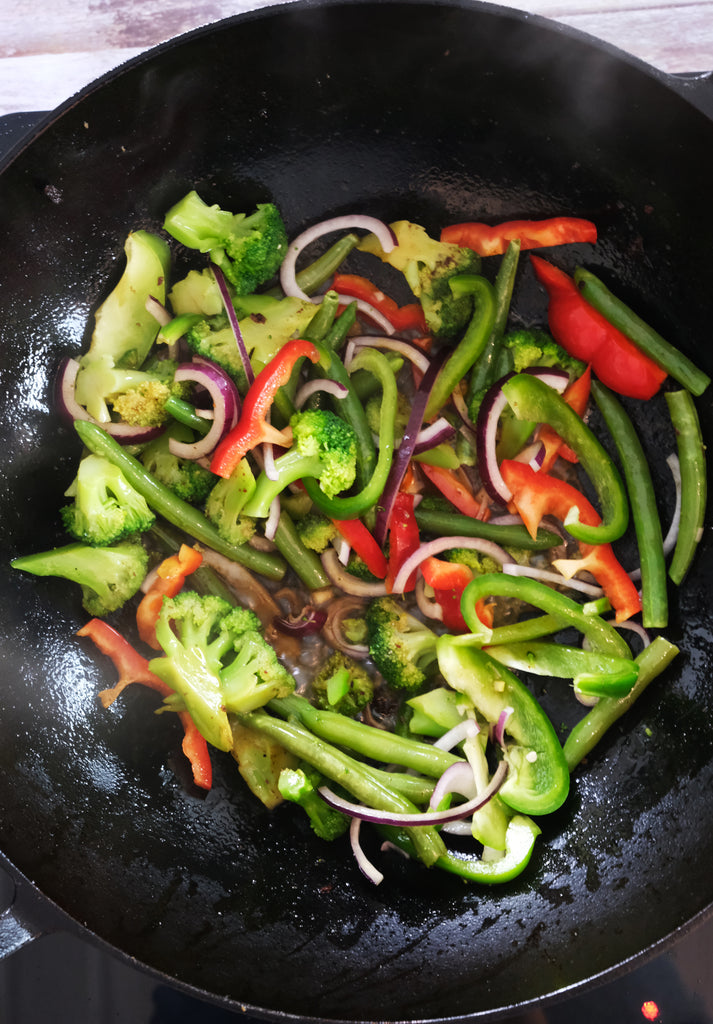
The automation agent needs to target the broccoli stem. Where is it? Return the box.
[75,420,286,580]
[271,511,330,590]
[238,708,446,866]
[270,694,461,778]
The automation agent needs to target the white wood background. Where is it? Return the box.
[2,0,712,118]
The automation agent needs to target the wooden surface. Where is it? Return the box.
[1,0,712,117]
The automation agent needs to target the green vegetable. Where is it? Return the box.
[592,381,668,627]
[466,239,521,408]
[414,500,560,551]
[311,651,374,716]
[150,592,295,750]
[204,460,258,546]
[139,423,216,504]
[11,538,148,616]
[574,266,711,396]
[62,453,155,546]
[242,409,358,518]
[564,635,679,769]
[665,389,707,585]
[366,596,439,692]
[486,640,639,700]
[501,371,629,546]
[436,814,541,884]
[436,636,570,816]
[358,219,482,339]
[278,766,350,840]
[294,510,338,553]
[74,419,286,580]
[163,191,287,295]
[270,511,330,591]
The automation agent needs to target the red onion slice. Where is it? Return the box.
[433,719,480,753]
[211,262,255,387]
[391,535,513,596]
[505,561,604,597]
[272,605,328,636]
[168,359,240,461]
[493,706,515,747]
[318,759,508,827]
[412,417,457,455]
[294,378,349,409]
[320,549,388,596]
[346,336,431,374]
[280,215,396,304]
[350,818,384,885]
[56,357,165,444]
[663,453,682,556]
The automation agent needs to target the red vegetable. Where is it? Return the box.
[500,460,641,622]
[441,217,597,257]
[77,618,212,789]
[537,365,592,472]
[419,463,489,520]
[331,516,388,579]
[419,557,472,631]
[530,255,667,400]
[210,339,321,478]
[332,273,427,332]
[385,492,421,593]
[136,544,203,649]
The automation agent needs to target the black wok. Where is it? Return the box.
[1,1,713,1019]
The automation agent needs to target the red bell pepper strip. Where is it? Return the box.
[77,618,213,789]
[441,217,597,258]
[332,273,427,332]
[537,365,592,472]
[385,492,421,592]
[210,339,321,478]
[136,544,204,650]
[530,255,667,401]
[331,516,388,579]
[420,463,490,520]
[500,460,641,622]
[420,556,473,631]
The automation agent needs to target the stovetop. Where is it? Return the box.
[2,105,713,1024]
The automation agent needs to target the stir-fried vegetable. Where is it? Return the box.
[10,196,707,889]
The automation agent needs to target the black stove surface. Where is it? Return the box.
[2,105,713,1024]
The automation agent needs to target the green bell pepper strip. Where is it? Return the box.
[574,267,711,397]
[486,640,639,700]
[592,381,668,627]
[665,389,707,586]
[467,239,521,405]
[74,420,286,581]
[424,275,497,421]
[380,813,541,885]
[302,347,396,519]
[460,572,632,658]
[414,505,560,551]
[436,636,570,816]
[501,371,629,546]
[564,635,679,769]
[237,708,446,867]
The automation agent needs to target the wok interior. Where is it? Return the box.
[1,2,713,1019]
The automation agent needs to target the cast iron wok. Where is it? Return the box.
[1,1,713,1019]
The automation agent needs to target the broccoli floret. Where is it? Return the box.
[74,354,184,426]
[295,510,338,553]
[204,460,258,545]
[278,765,350,841]
[358,220,481,340]
[443,547,501,576]
[167,268,224,317]
[242,409,357,519]
[150,592,295,751]
[11,538,148,616]
[231,718,298,809]
[311,651,374,716]
[138,423,216,504]
[504,328,585,377]
[365,596,439,692]
[181,293,316,388]
[73,231,172,423]
[61,453,155,546]
[163,191,288,295]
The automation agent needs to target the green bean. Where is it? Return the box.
[414,506,560,551]
[665,389,707,585]
[467,239,520,404]
[74,420,286,581]
[592,381,668,628]
[270,510,330,591]
[163,394,211,434]
[574,267,710,396]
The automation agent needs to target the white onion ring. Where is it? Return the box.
[346,336,431,374]
[663,453,682,556]
[280,215,396,304]
[505,561,604,597]
[294,378,349,409]
[391,535,514,596]
[433,719,480,753]
[320,548,388,596]
[429,761,477,811]
[350,817,384,886]
[264,496,281,542]
[168,360,240,461]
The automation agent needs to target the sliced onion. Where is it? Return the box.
[412,417,457,455]
[145,294,172,326]
[663,453,682,556]
[280,215,396,303]
[318,760,508,827]
[391,535,513,596]
[56,357,165,444]
[321,549,388,596]
[334,296,395,335]
[493,706,515,747]
[476,369,569,503]
[168,359,240,461]
[264,496,281,541]
[210,262,255,387]
[273,605,328,636]
[322,596,370,659]
[294,378,349,409]
[346,336,431,374]
[433,719,480,753]
[505,561,604,597]
[350,817,384,885]
[414,576,444,623]
[429,762,477,812]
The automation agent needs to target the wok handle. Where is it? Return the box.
[0,875,45,959]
